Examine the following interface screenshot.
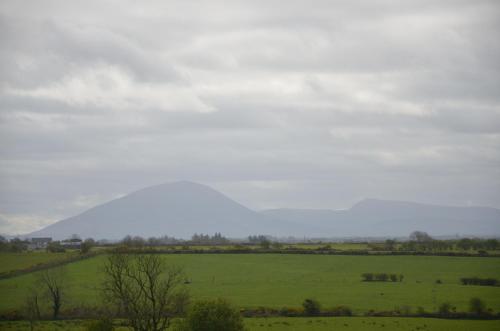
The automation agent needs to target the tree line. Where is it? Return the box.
[361,273,404,282]
[460,277,499,287]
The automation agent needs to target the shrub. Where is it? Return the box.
[469,297,486,315]
[86,318,114,331]
[375,273,388,282]
[46,242,66,253]
[438,302,453,315]
[302,299,321,316]
[318,244,332,251]
[395,305,412,315]
[278,307,302,317]
[330,305,352,316]
[80,239,95,254]
[176,298,245,331]
[416,306,427,315]
[389,274,398,282]
[361,273,374,281]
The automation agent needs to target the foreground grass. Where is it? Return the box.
[245,317,500,331]
[1,318,499,331]
[0,254,499,314]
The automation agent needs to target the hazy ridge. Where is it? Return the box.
[28,181,500,240]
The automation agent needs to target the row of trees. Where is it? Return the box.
[361,273,404,282]
[120,234,231,247]
[247,235,269,244]
[190,233,229,244]
[455,238,499,251]
[0,237,29,252]
[460,277,499,286]
[439,297,491,316]
[45,238,94,254]
[247,235,285,249]
[393,232,499,252]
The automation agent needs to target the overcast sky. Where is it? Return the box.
[1,0,499,234]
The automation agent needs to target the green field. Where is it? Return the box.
[1,254,499,314]
[0,318,499,331]
[0,252,77,275]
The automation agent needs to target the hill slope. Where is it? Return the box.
[28,181,296,240]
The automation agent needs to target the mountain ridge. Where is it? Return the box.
[27,181,500,239]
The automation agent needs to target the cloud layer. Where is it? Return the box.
[1,0,499,234]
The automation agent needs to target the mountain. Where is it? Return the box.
[28,181,300,240]
[28,182,500,240]
[261,199,500,237]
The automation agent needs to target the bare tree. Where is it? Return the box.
[24,287,41,331]
[103,253,189,331]
[37,267,66,319]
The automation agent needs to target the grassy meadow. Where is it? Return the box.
[0,317,499,331]
[1,254,499,314]
[0,252,78,275]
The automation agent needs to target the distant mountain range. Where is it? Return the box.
[28,181,500,240]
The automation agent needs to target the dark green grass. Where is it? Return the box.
[0,254,499,313]
[245,317,500,331]
[1,318,499,331]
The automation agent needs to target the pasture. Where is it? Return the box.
[0,252,77,275]
[0,318,499,331]
[0,254,499,314]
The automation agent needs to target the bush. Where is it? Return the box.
[438,302,453,316]
[46,242,66,253]
[361,273,374,281]
[395,305,412,315]
[80,239,95,254]
[330,305,352,316]
[302,299,321,316]
[278,307,302,317]
[416,306,427,315]
[176,298,245,331]
[469,297,486,315]
[86,318,114,331]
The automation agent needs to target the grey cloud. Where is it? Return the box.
[0,0,499,234]
[0,15,181,89]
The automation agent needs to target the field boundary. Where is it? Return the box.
[2,306,500,321]
[112,247,500,258]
